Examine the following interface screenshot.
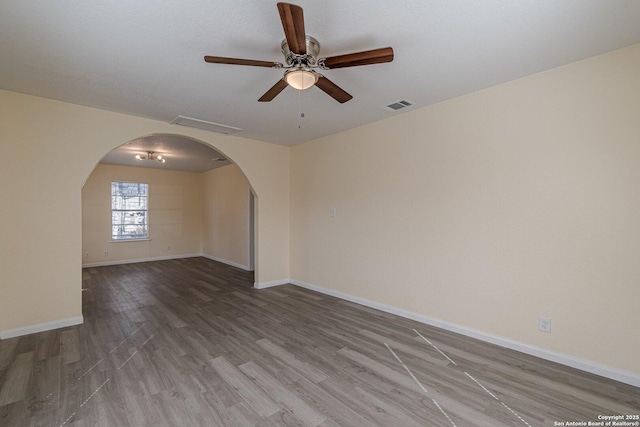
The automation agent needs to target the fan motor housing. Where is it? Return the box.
[281,36,320,67]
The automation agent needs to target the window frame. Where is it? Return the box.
[110,181,150,241]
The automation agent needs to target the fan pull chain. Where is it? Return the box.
[298,86,304,129]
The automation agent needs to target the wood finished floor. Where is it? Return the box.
[0,257,638,426]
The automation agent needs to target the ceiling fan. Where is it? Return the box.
[204,2,394,103]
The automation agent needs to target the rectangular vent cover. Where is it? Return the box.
[384,99,414,112]
[170,116,243,135]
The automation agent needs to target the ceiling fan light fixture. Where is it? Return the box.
[284,69,318,90]
[204,3,393,103]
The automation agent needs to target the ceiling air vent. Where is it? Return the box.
[384,99,414,112]
[170,116,243,135]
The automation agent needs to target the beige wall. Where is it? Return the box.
[291,44,640,375]
[202,164,251,269]
[0,89,289,334]
[82,162,251,269]
[82,164,203,265]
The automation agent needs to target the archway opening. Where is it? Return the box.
[81,133,258,293]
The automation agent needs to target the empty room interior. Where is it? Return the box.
[1,1,640,426]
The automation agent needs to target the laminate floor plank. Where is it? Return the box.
[307,346,398,394]
[239,361,327,426]
[223,400,259,427]
[319,376,419,426]
[1,257,638,426]
[0,351,34,406]
[60,330,81,366]
[210,356,280,417]
[0,399,30,427]
[337,346,421,393]
[256,338,329,383]
[359,328,450,368]
[233,291,269,307]
[0,339,18,371]
[34,330,60,361]
[357,385,448,427]
[276,366,371,427]
[196,279,221,293]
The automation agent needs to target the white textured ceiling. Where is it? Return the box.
[101,135,230,173]
[2,1,640,147]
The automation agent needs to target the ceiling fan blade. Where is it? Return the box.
[321,47,394,69]
[315,75,353,103]
[277,2,306,55]
[258,79,289,102]
[204,56,282,68]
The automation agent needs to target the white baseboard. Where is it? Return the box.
[0,316,84,340]
[201,254,252,271]
[254,278,290,289]
[83,253,254,271]
[290,279,640,388]
[82,253,201,268]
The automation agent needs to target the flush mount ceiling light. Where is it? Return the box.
[284,69,318,90]
[135,151,165,163]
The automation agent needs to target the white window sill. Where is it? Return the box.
[111,238,152,243]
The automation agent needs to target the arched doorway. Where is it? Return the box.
[81,133,258,290]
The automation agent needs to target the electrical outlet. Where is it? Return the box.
[539,316,551,333]
[84,251,90,258]
[103,250,109,257]
[166,245,171,251]
[330,207,337,217]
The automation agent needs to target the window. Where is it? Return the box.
[111,181,149,240]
